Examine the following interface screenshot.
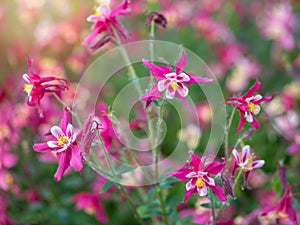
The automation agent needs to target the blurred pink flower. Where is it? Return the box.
[22,57,68,116]
[260,186,298,225]
[71,192,108,223]
[141,50,213,107]
[166,152,227,202]
[83,0,130,51]
[33,107,83,181]
[258,1,295,50]
[225,80,272,133]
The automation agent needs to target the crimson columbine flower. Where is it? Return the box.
[141,50,213,107]
[83,0,130,51]
[33,107,83,181]
[232,145,265,186]
[22,57,68,116]
[166,153,227,202]
[225,80,272,133]
[260,186,298,225]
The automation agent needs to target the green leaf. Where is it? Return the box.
[99,180,113,193]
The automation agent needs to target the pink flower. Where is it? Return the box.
[71,192,107,223]
[22,57,68,116]
[232,145,265,186]
[141,50,213,107]
[166,153,227,202]
[260,186,298,225]
[83,0,130,51]
[33,107,83,181]
[258,1,295,51]
[225,80,272,133]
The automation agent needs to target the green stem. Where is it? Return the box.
[225,108,236,174]
[210,189,216,225]
[119,185,147,225]
[232,168,243,195]
[52,93,82,127]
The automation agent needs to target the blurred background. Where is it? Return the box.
[0,0,299,224]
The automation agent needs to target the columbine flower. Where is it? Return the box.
[260,186,298,225]
[33,107,82,181]
[83,0,130,51]
[141,50,213,107]
[225,80,272,133]
[232,145,265,186]
[166,153,227,202]
[22,57,68,116]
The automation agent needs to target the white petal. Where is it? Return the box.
[47,141,59,148]
[177,85,189,97]
[232,149,241,165]
[253,105,261,115]
[50,126,64,139]
[165,72,177,79]
[242,145,251,163]
[178,73,190,82]
[66,123,74,139]
[252,160,265,169]
[22,74,30,83]
[185,171,197,178]
[165,88,176,99]
[197,185,208,196]
[245,112,253,123]
[245,97,254,102]
[205,176,215,186]
[253,94,262,101]
[158,79,169,92]
[186,179,195,191]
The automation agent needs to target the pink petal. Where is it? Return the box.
[205,158,225,175]
[189,153,201,171]
[70,145,83,172]
[185,73,213,86]
[183,188,195,202]
[141,84,161,102]
[54,151,71,181]
[208,183,227,202]
[66,123,74,139]
[251,117,259,129]
[243,80,260,99]
[33,143,50,152]
[232,149,241,165]
[60,107,69,133]
[175,50,187,74]
[236,111,246,134]
[2,153,18,169]
[142,59,169,80]
[165,167,191,181]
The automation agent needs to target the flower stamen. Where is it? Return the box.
[58,135,69,147]
[196,177,205,188]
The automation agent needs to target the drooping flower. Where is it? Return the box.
[83,0,130,51]
[232,145,265,186]
[166,153,227,202]
[225,80,272,133]
[33,107,82,181]
[22,57,68,116]
[141,50,213,107]
[260,186,298,225]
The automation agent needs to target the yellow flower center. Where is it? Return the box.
[196,177,205,188]
[242,153,256,171]
[274,211,288,219]
[170,81,179,91]
[58,135,69,147]
[23,84,33,94]
[247,102,257,113]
